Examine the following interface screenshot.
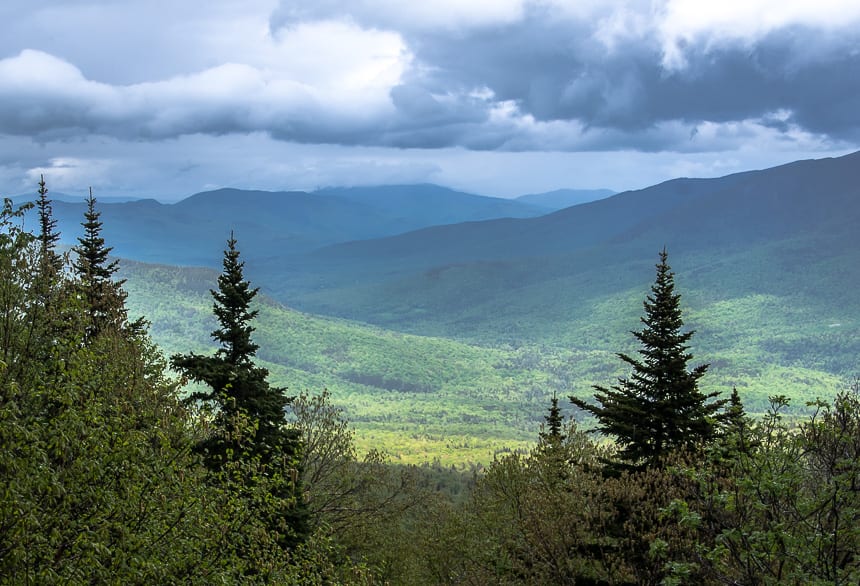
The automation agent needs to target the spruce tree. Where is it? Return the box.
[170,233,308,547]
[540,392,566,444]
[72,189,128,336]
[571,249,724,467]
[36,175,62,275]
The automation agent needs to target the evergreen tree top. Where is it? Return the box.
[36,175,62,273]
[73,189,120,282]
[571,249,724,468]
[211,232,260,366]
[540,392,566,443]
[171,233,290,435]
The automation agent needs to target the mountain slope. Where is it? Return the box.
[118,260,589,462]
[36,184,548,267]
[293,152,860,288]
[300,169,761,277]
[515,188,615,210]
[267,153,860,388]
[120,258,846,467]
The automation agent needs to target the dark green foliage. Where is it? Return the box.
[73,189,120,283]
[572,250,724,467]
[171,234,289,460]
[420,422,626,585]
[0,205,316,582]
[170,233,309,548]
[35,175,62,275]
[72,189,131,337]
[539,392,565,443]
[722,387,753,447]
[673,390,860,584]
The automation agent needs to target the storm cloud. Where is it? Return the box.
[1,0,858,198]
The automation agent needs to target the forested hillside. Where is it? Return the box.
[4,189,860,583]
[35,184,546,266]
[120,256,846,463]
[86,153,860,460]
[290,152,860,335]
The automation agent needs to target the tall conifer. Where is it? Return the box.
[540,392,566,444]
[36,175,62,275]
[72,189,130,336]
[571,249,724,467]
[170,233,308,547]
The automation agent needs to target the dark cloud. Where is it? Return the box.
[400,14,860,144]
[1,0,859,157]
[272,1,860,148]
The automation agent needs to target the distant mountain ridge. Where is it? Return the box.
[18,153,860,387]
[515,188,615,210]
[32,184,548,266]
[264,152,860,377]
[305,152,860,273]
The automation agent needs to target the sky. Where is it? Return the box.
[1,0,859,201]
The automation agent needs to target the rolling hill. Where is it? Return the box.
[515,188,615,210]
[281,152,860,329]
[32,184,547,267]
[119,257,845,467]
[27,151,860,462]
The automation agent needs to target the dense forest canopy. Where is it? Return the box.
[2,182,859,583]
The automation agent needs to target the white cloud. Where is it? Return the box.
[0,0,858,199]
[25,157,114,191]
[267,20,408,99]
[0,35,407,141]
[271,0,526,33]
[656,0,860,68]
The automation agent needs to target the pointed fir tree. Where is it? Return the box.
[571,249,724,468]
[24,177,68,371]
[724,387,747,435]
[170,233,309,548]
[72,189,130,336]
[540,392,566,444]
[717,387,755,458]
[36,175,62,275]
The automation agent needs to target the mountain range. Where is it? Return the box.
[515,188,615,210]
[32,184,548,266]
[21,152,860,427]
[251,152,859,350]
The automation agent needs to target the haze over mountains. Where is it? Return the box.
[36,184,549,266]
[249,151,858,344]
[515,188,615,210]
[25,151,860,389]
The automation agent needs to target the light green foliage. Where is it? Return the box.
[291,390,411,531]
[0,194,323,582]
[120,257,852,465]
[290,389,425,572]
[653,386,860,585]
[413,423,624,585]
[121,261,581,462]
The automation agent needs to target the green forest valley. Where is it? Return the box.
[3,178,860,584]
[120,257,848,466]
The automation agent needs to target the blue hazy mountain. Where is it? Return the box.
[306,152,860,272]
[22,153,860,362]
[315,184,547,223]
[275,152,860,353]
[515,188,615,210]
[34,185,547,266]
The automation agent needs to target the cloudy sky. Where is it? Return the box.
[1,0,859,200]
